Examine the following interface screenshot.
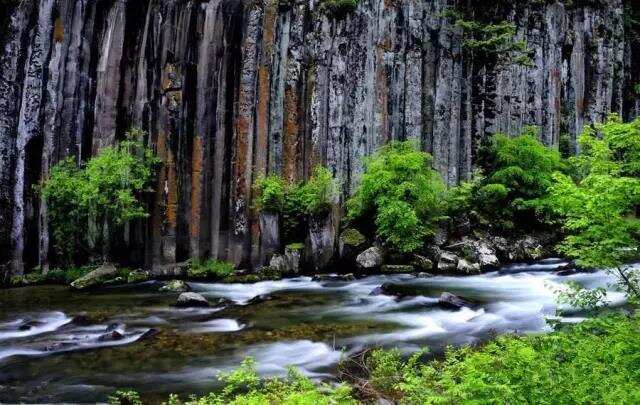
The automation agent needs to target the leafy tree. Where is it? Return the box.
[546,116,640,300]
[469,127,564,231]
[42,129,159,264]
[347,141,446,254]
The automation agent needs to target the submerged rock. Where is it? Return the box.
[159,280,190,293]
[175,292,209,308]
[97,330,124,342]
[438,292,475,310]
[18,320,44,331]
[70,263,119,290]
[356,247,383,269]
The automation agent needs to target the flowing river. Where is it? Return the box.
[0,259,628,403]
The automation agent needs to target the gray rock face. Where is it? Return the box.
[175,292,209,308]
[356,247,383,269]
[70,263,118,290]
[0,0,636,275]
[268,246,301,275]
[448,237,500,269]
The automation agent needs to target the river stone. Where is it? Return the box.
[70,263,119,290]
[412,254,434,271]
[356,247,383,269]
[269,246,301,275]
[438,292,475,310]
[159,280,190,293]
[381,265,415,274]
[457,259,481,274]
[175,292,209,308]
[437,251,459,272]
[312,273,356,282]
[447,237,499,268]
[98,330,124,342]
[127,269,150,284]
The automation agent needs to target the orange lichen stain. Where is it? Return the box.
[190,136,204,239]
[283,85,299,183]
[165,147,178,230]
[53,17,64,43]
[255,65,270,173]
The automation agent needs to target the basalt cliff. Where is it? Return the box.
[0,0,638,275]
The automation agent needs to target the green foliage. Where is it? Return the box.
[635,83,640,95]
[254,166,338,246]
[469,128,563,231]
[285,242,305,251]
[545,116,640,299]
[447,13,532,66]
[347,141,446,254]
[187,259,236,280]
[365,315,640,404]
[158,357,356,405]
[555,281,609,312]
[108,389,142,405]
[340,228,366,247]
[254,175,286,213]
[322,0,358,17]
[41,129,158,265]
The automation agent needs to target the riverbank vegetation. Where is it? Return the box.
[109,314,640,404]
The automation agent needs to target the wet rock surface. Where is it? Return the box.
[175,292,210,308]
[1,0,634,275]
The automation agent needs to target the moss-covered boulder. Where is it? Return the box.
[70,263,119,290]
[159,280,190,293]
[127,269,150,284]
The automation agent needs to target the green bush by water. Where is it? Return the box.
[187,259,236,280]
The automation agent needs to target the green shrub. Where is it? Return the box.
[545,116,640,300]
[41,129,159,265]
[347,141,446,254]
[46,266,95,284]
[147,357,356,404]
[366,315,640,404]
[462,127,564,231]
[108,389,142,405]
[323,0,358,17]
[253,165,338,246]
[254,175,286,213]
[187,259,236,280]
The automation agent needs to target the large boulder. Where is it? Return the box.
[411,254,434,272]
[159,280,190,293]
[514,236,544,261]
[70,263,118,290]
[356,247,383,269]
[268,245,302,275]
[448,237,499,269]
[457,259,480,274]
[175,292,209,308]
[436,251,459,272]
[127,269,150,284]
